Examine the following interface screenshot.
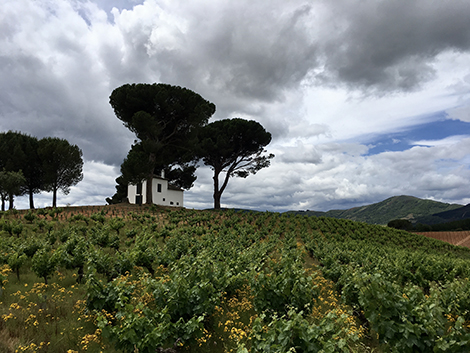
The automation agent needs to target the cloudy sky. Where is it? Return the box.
[2,0,470,212]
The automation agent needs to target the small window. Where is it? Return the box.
[163,198,165,202]
[176,202,179,206]
[157,183,162,193]
[170,201,174,205]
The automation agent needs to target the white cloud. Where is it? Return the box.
[447,104,470,123]
[413,135,470,147]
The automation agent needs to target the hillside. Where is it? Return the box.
[2,207,470,352]
[290,195,463,225]
[415,203,470,225]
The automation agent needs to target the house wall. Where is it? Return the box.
[128,178,183,207]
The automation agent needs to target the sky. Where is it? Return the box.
[2,0,470,212]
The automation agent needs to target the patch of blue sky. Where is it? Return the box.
[364,117,470,156]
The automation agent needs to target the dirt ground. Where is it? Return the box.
[414,230,470,249]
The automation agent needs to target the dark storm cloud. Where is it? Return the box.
[316,0,470,91]
[131,0,470,118]
[191,3,317,101]
[138,1,319,108]
[0,0,134,165]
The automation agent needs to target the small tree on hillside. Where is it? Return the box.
[0,131,42,209]
[197,118,274,209]
[106,175,129,205]
[38,137,84,208]
[387,219,414,231]
[0,169,26,211]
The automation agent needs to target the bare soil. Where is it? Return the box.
[414,231,470,249]
[12,203,178,220]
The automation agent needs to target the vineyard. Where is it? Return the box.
[1,206,470,352]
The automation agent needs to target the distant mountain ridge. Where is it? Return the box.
[289,195,464,225]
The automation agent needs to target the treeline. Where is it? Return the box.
[388,218,470,232]
[0,131,83,210]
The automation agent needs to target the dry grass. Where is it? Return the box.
[0,325,20,353]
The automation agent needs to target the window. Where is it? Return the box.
[170,201,174,205]
[176,202,179,206]
[157,183,162,193]
[163,198,165,202]
[136,182,142,195]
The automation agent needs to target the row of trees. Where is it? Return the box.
[108,83,274,209]
[0,132,83,210]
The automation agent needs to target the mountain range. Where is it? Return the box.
[289,195,469,225]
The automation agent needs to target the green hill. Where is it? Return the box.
[289,195,463,225]
[415,203,470,225]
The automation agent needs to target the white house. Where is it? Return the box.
[127,175,183,207]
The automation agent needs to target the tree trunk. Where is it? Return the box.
[29,190,35,209]
[213,190,221,210]
[213,167,233,210]
[146,174,153,205]
[213,170,220,209]
[52,186,57,208]
[8,193,14,210]
[215,166,234,210]
[146,152,156,205]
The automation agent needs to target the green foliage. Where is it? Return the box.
[21,239,42,258]
[251,245,318,318]
[31,247,59,284]
[388,218,414,230]
[0,131,42,209]
[1,220,24,236]
[11,222,23,236]
[2,220,14,235]
[427,217,470,232]
[414,223,433,231]
[302,217,470,352]
[61,234,89,282]
[48,207,63,220]
[0,169,26,211]
[90,212,106,224]
[247,308,357,353]
[38,137,83,207]
[23,210,38,223]
[7,251,27,280]
[109,217,125,235]
[0,131,84,209]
